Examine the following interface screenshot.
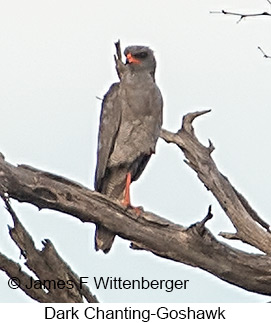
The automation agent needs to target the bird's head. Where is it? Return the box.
[124,45,156,78]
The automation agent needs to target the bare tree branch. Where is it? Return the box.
[210,5,271,58]
[114,39,126,79]
[1,111,271,296]
[258,46,271,59]
[0,194,98,303]
[160,111,271,253]
[191,205,213,236]
[210,9,271,23]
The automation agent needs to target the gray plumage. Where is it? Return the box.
[94,45,163,253]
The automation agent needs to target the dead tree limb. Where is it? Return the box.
[160,111,271,253]
[1,110,271,296]
[210,9,271,23]
[0,194,98,303]
[114,39,126,79]
[258,46,271,59]
[210,4,271,58]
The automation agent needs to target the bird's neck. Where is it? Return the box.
[122,69,155,84]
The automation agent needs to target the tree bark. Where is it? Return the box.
[0,195,98,303]
[1,111,271,298]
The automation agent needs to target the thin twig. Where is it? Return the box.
[114,40,126,79]
[210,9,271,23]
[114,40,122,61]
[258,46,271,59]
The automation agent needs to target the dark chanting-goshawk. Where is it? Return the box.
[94,45,163,253]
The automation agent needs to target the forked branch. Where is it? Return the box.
[210,9,271,23]
[161,111,271,253]
[1,109,271,296]
[0,194,98,303]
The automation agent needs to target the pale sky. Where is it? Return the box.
[0,0,271,302]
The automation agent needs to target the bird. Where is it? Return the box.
[94,45,163,253]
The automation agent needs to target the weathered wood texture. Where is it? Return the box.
[0,196,98,303]
[161,111,271,253]
[0,111,271,297]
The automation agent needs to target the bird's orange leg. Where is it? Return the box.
[121,172,142,216]
[122,172,132,207]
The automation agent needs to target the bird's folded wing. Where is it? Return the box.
[94,82,121,192]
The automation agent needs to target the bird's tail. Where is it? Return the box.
[95,224,115,254]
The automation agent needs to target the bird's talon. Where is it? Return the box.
[132,206,143,217]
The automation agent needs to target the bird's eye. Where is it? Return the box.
[134,52,148,59]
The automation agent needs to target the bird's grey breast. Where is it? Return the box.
[108,72,163,167]
[121,72,162,116]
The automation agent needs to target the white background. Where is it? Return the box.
[0,0,271,303]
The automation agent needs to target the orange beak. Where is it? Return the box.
[126,53,141,64]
